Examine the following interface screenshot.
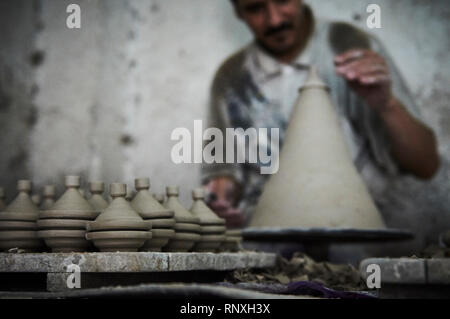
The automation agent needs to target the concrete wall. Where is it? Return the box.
[0,0,449,256]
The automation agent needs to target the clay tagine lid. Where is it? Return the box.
[87,183,151,231]
[88,181,109,211]
[0,180,39,221]
[41,185,56,210]
[131,178,174,219]
[164,186,200,224]
[190,188,225,226]
[40,176,98,220]
[154,193,165,204]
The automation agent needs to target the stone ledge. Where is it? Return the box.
[360,258,450,285]
[0,251,276,273]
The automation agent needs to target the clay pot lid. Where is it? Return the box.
[37,229,86,238]
[45,176,98,219]
[91,183,150,231]
[0,230,39,239]
[200,225,226,234]
[89,181,104,194]
[87,219,152,232]
[0,180,39,221]
[86,230,151,240]
[174,222,201,233]
[131,178,175,219]
[190,188,225,226]
[149,218,175,229]
[88,194,109,211]
[154,194,165,204]
[164,186,200,224]
[299,66,329,91]
[37,219,88,230]
[0,221,37,230]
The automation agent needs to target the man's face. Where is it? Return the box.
[235,0,303,55]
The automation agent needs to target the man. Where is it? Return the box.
[201,0,439,228]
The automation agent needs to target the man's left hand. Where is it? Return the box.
[334,49,394,113]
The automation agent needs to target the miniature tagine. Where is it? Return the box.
[0,180,43,252]
[87,181,109,212]
[41,185,56,210]
[131,178,175,251]
[37,176,99,252]
[190,188,226,252]
[86,183,152,252]
[163,186,200,252]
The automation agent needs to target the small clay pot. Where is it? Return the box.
[86,183,152,252]
[163,232,201,252]
[41,185,56,210]
[0,180,43,251]
[164,186,200,224]
[37,230,89,253]
[140,228,175,252]
[131,178,174,219]
[88,181,109,211]
[190,188,226,226]
[86,230,151,252]
[38,176,99,252]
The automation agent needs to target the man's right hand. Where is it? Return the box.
[203,176,245,228]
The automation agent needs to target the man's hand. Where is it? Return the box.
[203,176,244,228]
[335,49,394,113]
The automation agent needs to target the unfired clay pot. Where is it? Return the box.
[131,178,175,251]
[163,186,200,252]
[41,185,56,210]
[37,176,98,252]
[86,183,151,252]
[220,230,242,252]
[190,188,226,252]
[0,180,43,252]
[250,67,386,230]
[88,181,109,212]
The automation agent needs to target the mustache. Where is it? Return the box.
[264,22,294,37]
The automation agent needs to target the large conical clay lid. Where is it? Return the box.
[0,180,39,221]
[41,176,98,220]
[190,188,225,226]
[41,185,56,210]
[87,181,109,211]
[164,186,200,224]
[250,67,386,229]
[131,178,174,219]
[88,183,151,231]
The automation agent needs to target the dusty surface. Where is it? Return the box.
[226,252,365,291]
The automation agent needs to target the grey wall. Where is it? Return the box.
[0,0,449,256]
